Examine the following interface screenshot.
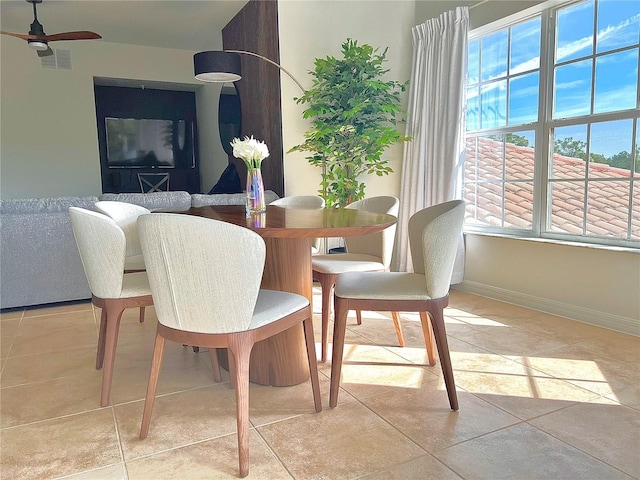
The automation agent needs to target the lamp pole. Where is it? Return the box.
[228,50,330,253]
[195,49,329,251]
[225,50,306,95]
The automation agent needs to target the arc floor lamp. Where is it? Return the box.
[193,49,333,252]
[193,50,305,94]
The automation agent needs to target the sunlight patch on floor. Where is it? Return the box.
[339,343,427,389]
[445,311,512,327]
[453,352,612,403]
[340,362,427,389]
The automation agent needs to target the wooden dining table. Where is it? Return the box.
[166,203,397,386]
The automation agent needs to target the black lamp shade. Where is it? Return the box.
[194,51,242,83]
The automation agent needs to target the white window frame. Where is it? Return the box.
[465,0,640,249]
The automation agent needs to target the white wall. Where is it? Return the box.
[277,0,415,200]
[196,81,229,194]
[0,37,227,199]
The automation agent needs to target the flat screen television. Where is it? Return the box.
[105,117,194,168]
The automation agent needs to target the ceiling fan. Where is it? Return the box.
[0,0,102,57]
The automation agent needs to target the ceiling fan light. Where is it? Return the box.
[28,40,48,51]
[194,51,242,83]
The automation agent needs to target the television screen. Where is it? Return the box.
[105,118,192,168]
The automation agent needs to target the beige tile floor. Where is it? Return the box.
[1,287,638,480]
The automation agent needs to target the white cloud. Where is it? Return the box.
[557,13,640,62]
[510,84,540,99]
[596,13,640,49]
[556,35,593,62]
[556,78,589,90]
[511,57,540,75]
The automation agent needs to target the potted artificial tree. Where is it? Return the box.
[289,39,410,207]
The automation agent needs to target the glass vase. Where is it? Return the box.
[246,165,266,215]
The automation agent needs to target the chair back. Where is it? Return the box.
[138,172,170,193]
[270,195,325,209]
[344,196,399,267]
[138,213,265,334]
[408,200,465,299]
[94,201,150,257]
[69,207,126,299]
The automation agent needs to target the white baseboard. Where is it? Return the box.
[454,281,639,336]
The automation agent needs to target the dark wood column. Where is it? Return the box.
[222,0,284,197]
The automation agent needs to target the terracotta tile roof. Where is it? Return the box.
[464,137,639,241]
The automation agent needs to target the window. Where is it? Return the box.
[464,0,640,248]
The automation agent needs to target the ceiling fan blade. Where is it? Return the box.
[0,30,101,42]
[42,31,102,42]
[0,31,33,40]
[37,46,54,57]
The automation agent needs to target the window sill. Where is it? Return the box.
[463,230,640,254]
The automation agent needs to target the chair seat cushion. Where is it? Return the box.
[250,290,309,330]
[120,271,152,298]
[335,272,431,301]
[312,254,385,274]
[124,254,146,271]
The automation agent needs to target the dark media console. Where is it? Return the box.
[95,84,201,194]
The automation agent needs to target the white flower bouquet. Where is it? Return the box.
[230,136,269,214]
[231,136,270,169]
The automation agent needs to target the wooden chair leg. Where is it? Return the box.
[355,310,362,325]
[100,301,125,407]
[428,302,458,411]
[209,348,222,383]
[140,333,166,439]
[329,297,349,408]
[419,311,437,366]
[228,336,252,478]
[96,307,107,370]
[318,272,338,363]
[139,307,145,323]
[391,311,405,347]
[302,316,322,413]
[228,349,237,391]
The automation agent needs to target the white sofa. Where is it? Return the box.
[0,190,278,309]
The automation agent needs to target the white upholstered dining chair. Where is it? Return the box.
[68,207,153,407]
[137,213,322,478]
[270,195,325,253]
[270,195,325,209]
[312,196,400,362]
[94,201,150,322]
[94,201,149,272]
[329,200,465,410]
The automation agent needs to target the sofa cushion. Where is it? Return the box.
[0,196,99,215]
[98,191,192,210]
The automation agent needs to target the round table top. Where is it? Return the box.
[165,204,397,239]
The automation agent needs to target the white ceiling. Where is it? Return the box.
[0,0,249,52]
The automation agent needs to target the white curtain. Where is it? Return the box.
[392,7,469,284]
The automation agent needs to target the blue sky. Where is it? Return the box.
[467,0,640,159]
